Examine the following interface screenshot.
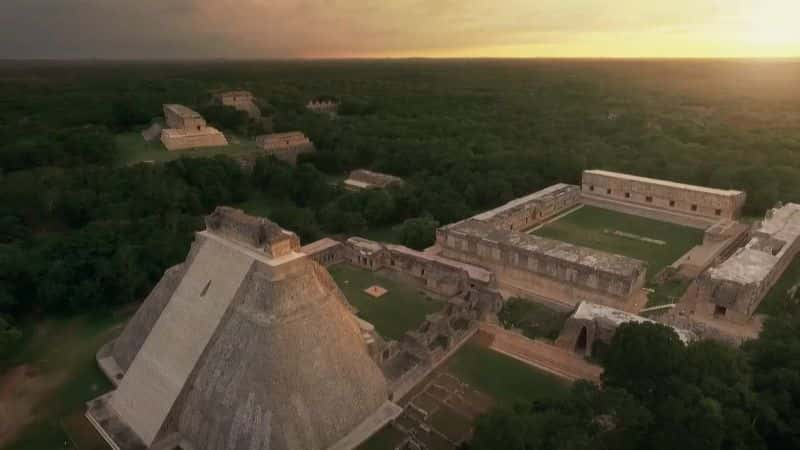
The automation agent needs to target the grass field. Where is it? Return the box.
[444,340,568,409]
[533,206,705,280]
[328,265,444,340]
[114,132,265,166]
[497,298,570,341]
[1,311,131,450]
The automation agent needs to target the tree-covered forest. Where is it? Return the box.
[1,60,800,449]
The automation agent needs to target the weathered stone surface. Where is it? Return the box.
[555,301,695,357]
[205,206,300,257]
[436,184,647,309]
[160,104,228,151]
[581,169,746,221]
[254,131,315,165]
[344,170,404,190]
[87,209,392,450]
[213,91,261,119]
[686,203,800,323]
[306,100,338,114]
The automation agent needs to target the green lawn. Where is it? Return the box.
[533,205,705,280]
[497,298,569,341]
[444,340,568,409]
[757,254,800,316]
[3,311,131,450]
[328,265,444,340]
[114,132,266,166]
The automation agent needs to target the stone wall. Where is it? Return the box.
[213,91,261,119]
[340,237,493,298]
[474,183,580,232]
[581,169,746,221]
[164,104,206,130]
[160,128,228,151]
[685,203,800,323]
[437,220,647,308]
[205,206,300,257]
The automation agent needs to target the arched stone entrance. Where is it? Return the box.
[575,326,588,354]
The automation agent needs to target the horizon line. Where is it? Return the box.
[1,55,800,63]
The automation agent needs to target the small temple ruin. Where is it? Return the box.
[344,169,405,190]
[213,90,261,119]
[254,131,315,165]
[160,104,228,151]
[306,99,339,114]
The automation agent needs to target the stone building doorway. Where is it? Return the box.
[575,326,588,354]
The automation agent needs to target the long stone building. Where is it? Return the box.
[581,169,746,225]
[685,203,800,323]
[87,207,400,450]
[344,169,405,191]
[436,184,647,309]
[255,131,315,165]
[160,104,228,151]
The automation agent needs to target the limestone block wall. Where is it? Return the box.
[160,129,228,151]
[164,105,206,130]
[483,185,581,232]
[436,229,647,307]
[581,170,746,221]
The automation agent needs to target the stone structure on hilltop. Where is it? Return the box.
[556,301,695,357]
[213,90,261,119]
[307,99,339,115]
[581,169,746,227]
[160,104,228,151]
[436,184,647,310]
[255,131,315,165]
[344,169,405,191]
[87,207,400,450]
[684,203,800,323]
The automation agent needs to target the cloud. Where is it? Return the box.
[0,0,788,58]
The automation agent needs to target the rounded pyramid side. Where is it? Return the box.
[163,257,389,450]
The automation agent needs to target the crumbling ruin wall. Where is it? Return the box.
[437,226,647,308]
[214,91,261,119]
[685,203,800,323]
[478,184,581,233]
[581,169,746,221]
[255,132,315,166]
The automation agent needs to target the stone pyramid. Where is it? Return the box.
[87,207,399,450]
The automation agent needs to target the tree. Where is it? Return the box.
[398,216,438,250]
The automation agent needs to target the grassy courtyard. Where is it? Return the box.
[1,311,131,450]
[444,340,568,409]
[533,205,705,280]
[114,132,266,166]
[328,265,445,340]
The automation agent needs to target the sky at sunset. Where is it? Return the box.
[1,0,799,59]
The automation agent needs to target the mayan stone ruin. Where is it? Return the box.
[555,301,695,357]
[306,99,339,114]
[160,104,228,151]
[254,131,315,165]
[344,169,405,190]
[213,90,262,119]
[86,207,402,450]
[435,183,648,310]
[581,169,746,227]
[683,203,800,323]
